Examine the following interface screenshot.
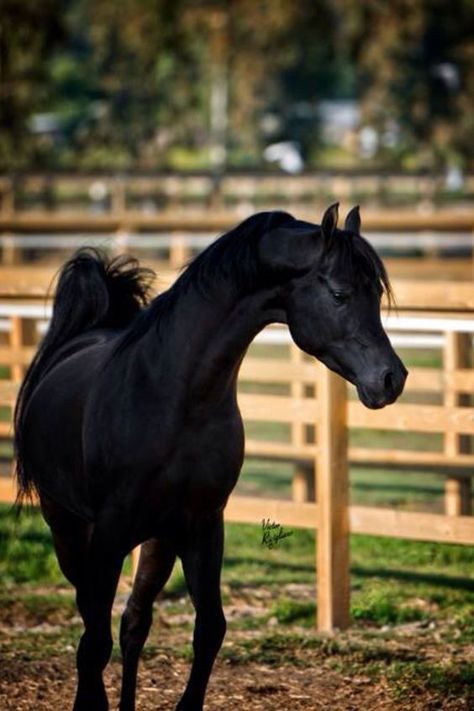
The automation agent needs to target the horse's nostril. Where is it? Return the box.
[384,370,394,393]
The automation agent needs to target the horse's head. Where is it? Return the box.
[259,204,407,409]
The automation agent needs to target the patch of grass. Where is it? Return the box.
[351,533,474,576]
[0,591,76,626]
[0,505,65,585]
[0,405,11,422]
[228,610,270,630]
[444,608,474,644]
[247,343,289,360]
[221,632,313,665]
[223,522,315,588]
[350,467,445,510]
[236,459,293,497]
[238,381,289,396]
[349,428,443,452]
[272,598,316,626]
[220,630,420,669]
[0,624,82,660]
[351,589,427,625]
[244,420,291,443]
[163,564,187,598]
[387,661,474,703]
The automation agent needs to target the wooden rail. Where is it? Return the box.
[0,265,473,313]
[0,294,473,631]
[2,208,474,233]
[2,172,474,216]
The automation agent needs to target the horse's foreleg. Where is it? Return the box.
[119,538,176,711]
[73,529,124,711]
[176,512,226,711]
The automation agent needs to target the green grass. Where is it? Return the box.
[236,458,460,513]
[396,347,441,369]
[3,506,473,629]
[236,458,293,497]
[0,505,65,585]
[387,661,474,702]
[0,406,11,422]
[350,467,447,510]
[1,504,473,706]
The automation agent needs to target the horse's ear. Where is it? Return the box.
[321,203,339,246]
[258,226,319,273]
[344,205,361,235]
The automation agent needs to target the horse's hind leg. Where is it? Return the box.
[41,495,92,587]
[73,519,125,711]
[176,512,226,711]
[119,538,176,711]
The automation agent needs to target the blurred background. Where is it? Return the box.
[1,0,474,186]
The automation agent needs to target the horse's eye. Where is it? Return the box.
[332,291,349,304]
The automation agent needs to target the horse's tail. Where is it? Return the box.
[14,248,155,505]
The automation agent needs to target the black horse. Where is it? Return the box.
[14,204,407,711]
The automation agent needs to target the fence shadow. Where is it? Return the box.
[352,565,474,592]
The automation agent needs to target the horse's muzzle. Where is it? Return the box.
[356,362,408,409]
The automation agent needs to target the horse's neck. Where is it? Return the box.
[142,281,282,403]
[193,289,281,397]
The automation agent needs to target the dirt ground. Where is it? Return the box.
[0,586,472,711]
[0,656,409,711]
[2,647,472,711]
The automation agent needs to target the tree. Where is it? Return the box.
[0,0,63,168]
[334,0,474,169]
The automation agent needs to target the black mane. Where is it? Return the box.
[177,210,293,296]
[114,210,392,353]
[114,211,294,353]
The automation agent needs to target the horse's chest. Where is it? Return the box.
[176,411,245,511]
[182,412,244,472]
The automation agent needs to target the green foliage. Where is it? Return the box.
[3,0,472,169]
[334,0,474,169]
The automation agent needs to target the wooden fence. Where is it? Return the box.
[2,172,474,214]
[0,262,473,315]
[0,209,473,294]
[0,292,473,631]
[2,208,474,239]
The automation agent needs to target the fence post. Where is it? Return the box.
[10,316,36,383]
[291,345,315,503]
[2,234,20,265]
[316,367,350,631]
[0,178,14,216]
[443,331,472,516]
[112,178,127,216]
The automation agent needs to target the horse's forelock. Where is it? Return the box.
[330,230,393,307]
